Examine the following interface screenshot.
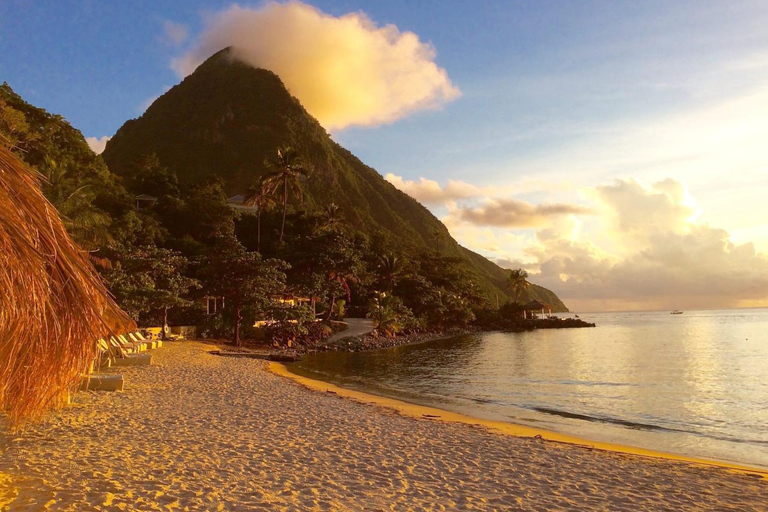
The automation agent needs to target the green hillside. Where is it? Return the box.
[102,48,567,311]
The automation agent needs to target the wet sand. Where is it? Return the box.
[1,341,766,511]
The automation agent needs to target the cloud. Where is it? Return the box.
[172,1,460,130]
[523,179,768,311]
[85,136,110,154]
[162,21,189,47]
[456,198,591,228]
[495,258,539,272]
[385,173,482,204]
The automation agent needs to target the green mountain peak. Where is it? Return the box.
[102,50,568,311]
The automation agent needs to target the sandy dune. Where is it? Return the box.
[1,342,766,511]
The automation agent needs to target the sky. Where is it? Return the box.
[2,1,767,311]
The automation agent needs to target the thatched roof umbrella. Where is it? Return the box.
[523,300,552,318]
[0,144,134,427]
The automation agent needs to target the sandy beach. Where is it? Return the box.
[1,342,766,511]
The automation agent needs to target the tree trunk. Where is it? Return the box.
[256,202,262,253]
[326,294,336,321]
[162,306,169,340]
[279,179,287,244]
[234,303,243,347]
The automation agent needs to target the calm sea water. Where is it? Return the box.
[290,309,768,469]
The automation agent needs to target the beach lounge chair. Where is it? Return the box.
[135,331,162,348]
[130,332,157,350]
[118,334,145,352]
[112,352,152,366]
[80,373,124,391]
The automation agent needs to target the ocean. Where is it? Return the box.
[289,308,768,469]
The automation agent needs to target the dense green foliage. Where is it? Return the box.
[102,49,567,310]
[0,83,161,250]
[1,67,569,345]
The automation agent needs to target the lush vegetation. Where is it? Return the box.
[1,75,568,348]
[102,48,567,309]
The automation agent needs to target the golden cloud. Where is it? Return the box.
[385,173,482,204]
[456,198,592,228]
[527,179,768,310]
[173,2,460,130]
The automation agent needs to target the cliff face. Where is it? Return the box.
[102,49,567,311]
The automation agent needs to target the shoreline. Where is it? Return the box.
[318,316,594,354]
[3,341,766,510]
[270,361,768,479]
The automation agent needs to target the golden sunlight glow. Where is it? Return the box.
[173,2,460,130]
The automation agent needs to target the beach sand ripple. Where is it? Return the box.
[1,342,766,511]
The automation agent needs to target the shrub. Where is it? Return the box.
[265,304,315,347]
[367,292,420,337]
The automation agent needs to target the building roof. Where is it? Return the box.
[226,194,257,212]
[523,300,552,310]
[135,194,158,201]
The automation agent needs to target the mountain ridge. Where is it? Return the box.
[102,48,567,311]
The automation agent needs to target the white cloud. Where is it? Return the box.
[403,174,768,310]
[172,1,460,130]
[386,172,589,228]
[162,21,189,47]
[385,173,483,204]
[85,136,110,154]
[522,179,768,311]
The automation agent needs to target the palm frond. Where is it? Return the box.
[0,144,134,427]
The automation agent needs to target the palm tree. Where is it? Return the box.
[243,178,276,253]
[262,147,311,244]
[39,156,111,250]
[377,253,405,291]
[507,268,530,303]
[323,202,342,232]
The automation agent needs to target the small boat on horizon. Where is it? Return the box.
[671,310,683,315]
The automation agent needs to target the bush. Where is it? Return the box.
[367,292,420,337]
[331,299,346,321]
[499,301,525,320]
[264,304,315,347]
[473,307,504,329]
[198,312,230,339]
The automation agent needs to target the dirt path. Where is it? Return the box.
[327,318,374,343]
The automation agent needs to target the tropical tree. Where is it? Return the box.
[104,247,199,333]
[199,235,287,346]
[367,292,418,336]
[322,202,342,233]
[376,253,405,292]
[38,156,113,250]
[507,268,531,303]
[130,153,179,198]
[243,177,276,253]
[262,147,311,244]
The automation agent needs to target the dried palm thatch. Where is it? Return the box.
[0,143,135,427]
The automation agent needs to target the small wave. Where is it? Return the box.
[530,406,768,446]
[531,406,690,434]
